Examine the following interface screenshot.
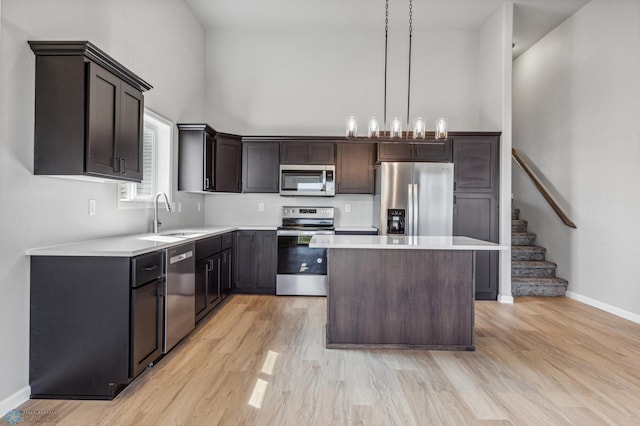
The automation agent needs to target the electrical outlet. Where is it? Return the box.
[345,203,351,213]
[88,199,96,216]
[197,202,201,212]
[177,202,182,213]
[258,203,265,212]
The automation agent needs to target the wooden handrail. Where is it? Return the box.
[512,148,576,229]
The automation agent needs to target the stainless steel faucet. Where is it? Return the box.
[154,192,172,233]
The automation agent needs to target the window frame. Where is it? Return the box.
[117,109,173,209]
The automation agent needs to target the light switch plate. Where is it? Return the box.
[88,199,96,216]
[345,203,351,213]
[258,203,265,212]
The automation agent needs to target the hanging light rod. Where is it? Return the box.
[345,0,448,142]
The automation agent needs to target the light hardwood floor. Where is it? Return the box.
[13,296,640,425]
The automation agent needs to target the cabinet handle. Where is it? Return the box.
[205,178,210,189]
[144,265,159,271]
[217,258,222,298]
[120,158,126,174]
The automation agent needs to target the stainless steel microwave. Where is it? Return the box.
[279,165,335,197]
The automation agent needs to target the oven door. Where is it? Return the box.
[276,229,333,296]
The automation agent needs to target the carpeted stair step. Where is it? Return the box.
[512,232,536,245]
[512,260,557,278]
[512,208,520,220]
[512,245,546,261]
[512,219,528,233]
[512,277,568,297]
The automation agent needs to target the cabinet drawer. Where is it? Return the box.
[131,251,163,287]
[221,232,233,250]
[196,235,222,260]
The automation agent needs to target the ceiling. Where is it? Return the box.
[184,0,590,59]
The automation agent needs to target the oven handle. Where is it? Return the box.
[276,230,335,237]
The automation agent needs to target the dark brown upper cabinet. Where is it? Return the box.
[29,41,152,182]
[336,143,376,194]
[177,124,242,193]
[452,136,499,193]
[280,141,335,164]
[377,140,452,163]
[242,141,280,193]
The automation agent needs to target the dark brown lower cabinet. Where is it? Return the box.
[30,251,164,400]
[234,230,277,294]
[454,193,499,300]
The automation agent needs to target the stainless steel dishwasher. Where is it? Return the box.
[164,242,195,353]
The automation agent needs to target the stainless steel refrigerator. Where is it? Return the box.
[374,162,454,236]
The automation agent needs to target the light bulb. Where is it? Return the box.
[368,117,380,138]
[346,116,358,138]
[435,118,448,140]
[390,117,402,139]
[413,117,425,140]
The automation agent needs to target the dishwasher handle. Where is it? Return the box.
[169,250,193,265]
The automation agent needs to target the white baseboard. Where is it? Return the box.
[566,291,640,325]
[0,386,30,415]
[498,294,514,304]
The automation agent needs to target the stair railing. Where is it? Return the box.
[512,148,576,229]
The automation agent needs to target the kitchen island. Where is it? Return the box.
[309,235,506,351]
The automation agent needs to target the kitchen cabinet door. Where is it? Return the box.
[453,136,498,193]
[207,253,222,308]
[215,133,242,192]
[280,142,307,164]
[307,143,335,164]
[118,81,144,180]
[195,257,209,322]
[454,193,499,300]
[233,230,276,294]
[336,143,375,194]
[280,141,335,164]
[242,142,280,193]
[413,140,452,162]
[377,143,414,161]
[255,231,277,291]
[220,248,233,299]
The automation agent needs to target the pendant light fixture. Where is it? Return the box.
[345,0,448,141]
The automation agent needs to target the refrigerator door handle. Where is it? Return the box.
[407,183,413,236]
[413,183,419,236]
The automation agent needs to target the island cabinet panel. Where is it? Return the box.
[326,249,474,350]
[242,141,280,193]
[336,143,375,194]
[280,141,335,164]
[377,141,452,162]
[233,230,276,294]
[30,41,151,182]
[452,134,500,300]
[178,124,242,192]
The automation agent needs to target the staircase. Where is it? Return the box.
[511,208,568,296]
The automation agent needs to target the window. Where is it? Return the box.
[118,110,172,208]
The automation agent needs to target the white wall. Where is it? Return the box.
[0,0,206,410]
[205,26,481,135]
[513,0,640,319]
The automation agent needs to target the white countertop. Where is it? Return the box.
[334,227,379,233]
[310,235,507,250]
[26,225,277,257]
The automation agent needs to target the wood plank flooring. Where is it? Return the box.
[13,296,640,425]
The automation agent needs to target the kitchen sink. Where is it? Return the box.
[138,231,207,243]
[160,231,206,238]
